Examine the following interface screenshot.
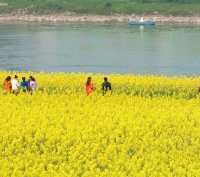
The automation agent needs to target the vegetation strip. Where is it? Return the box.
[0,0,200,16]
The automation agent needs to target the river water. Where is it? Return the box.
[0,23,199,75]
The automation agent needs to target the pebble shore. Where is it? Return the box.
[0,14,200,24]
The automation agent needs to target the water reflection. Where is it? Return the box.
[0,23,200,75]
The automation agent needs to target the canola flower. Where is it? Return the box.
[0,72,200,177]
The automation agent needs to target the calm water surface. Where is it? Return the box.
[0,23,200,75]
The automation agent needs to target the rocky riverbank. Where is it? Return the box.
[0,14,200,24]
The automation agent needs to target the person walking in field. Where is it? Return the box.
[29,77,37,94]
[102,77,112,95]
[27,76,33,92]
[3,76,12,93]
[11,75,20,95]
[85,77,95,95]
[20,77,28,92]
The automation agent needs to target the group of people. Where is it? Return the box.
[3,75,37,95]
[86,77,112,95]
[3,75,111,96]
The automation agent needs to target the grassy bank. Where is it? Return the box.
[0,0,200,16]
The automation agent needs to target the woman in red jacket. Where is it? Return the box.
[3,76,12,93]
[85,77,95,95]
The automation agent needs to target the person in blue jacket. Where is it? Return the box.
[102,77,112,95]
[20,77,28,92]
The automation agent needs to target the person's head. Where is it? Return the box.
[5,76,11,81]
[31,77,35,81]
[22,77,26,81]
[14,75,18,79]
[104,77,108,82]
[29,76,33,80]
[86,77,92,85]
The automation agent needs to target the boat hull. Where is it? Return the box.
[128,21,156,26]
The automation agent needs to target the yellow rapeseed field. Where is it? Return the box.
[0,72,200,177]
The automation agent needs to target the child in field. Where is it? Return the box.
[102,77,112,95]
[85,77,95,95]
[20,77,28,92]
[3,76,12,93]
[11,75,20,95]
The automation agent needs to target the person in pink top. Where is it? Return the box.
[85,77,95,95]
[28,76,37,95]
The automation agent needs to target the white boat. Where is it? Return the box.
[128,17,156,26]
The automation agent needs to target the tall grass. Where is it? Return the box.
[0,0,200,15]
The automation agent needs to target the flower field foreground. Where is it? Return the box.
[0,72,200,177]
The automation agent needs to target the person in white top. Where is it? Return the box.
[11,75,20,95]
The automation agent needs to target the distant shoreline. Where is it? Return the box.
[0,14,200,25]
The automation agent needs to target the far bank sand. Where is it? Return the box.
[0,14,200,24]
